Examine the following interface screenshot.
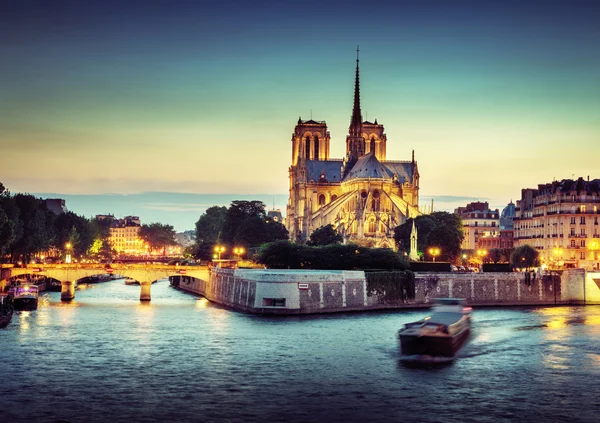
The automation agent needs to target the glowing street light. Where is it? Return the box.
[214,245,226,260]
[477,249,488,262]
[65,242,72,264]
[233,247,245,259]
[429,247,440,262]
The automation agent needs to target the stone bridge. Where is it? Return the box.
[1,264,210,302]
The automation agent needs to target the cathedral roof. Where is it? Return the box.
[343,153,393,181]
[305,160,343,183]
[383,161,416,184]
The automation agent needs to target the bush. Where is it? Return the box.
[257,241,408,271]
[408,261,452,272]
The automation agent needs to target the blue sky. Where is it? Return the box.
[1,0,599,230]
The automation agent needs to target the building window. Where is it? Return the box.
[581,216,586,224]
[570,228,575,236]
[262,298,286,307]
[581,228,586,236]
[371,190,380,212]
[305,136,311,158]
[580,251,586,260]
[368,219,376,233]
[370,137,376,154]
[492,222,496,227]
[571,240,576,248]
[314,135,319,159]
[581,240,586,248]
[571,217,576,224]
[581,205,587,213]
[318,194,325,206]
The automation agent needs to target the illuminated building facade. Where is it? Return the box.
[514,178,600,269]
[454,202,500,251]
[286,51,421,248]
[109,216,145,255]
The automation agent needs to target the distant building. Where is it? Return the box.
[175,231,195,248]
[514,177,600,269]
[45,198,67,215]
[454,202,500,251]
[267,209,284,224]
[109,216,143,255]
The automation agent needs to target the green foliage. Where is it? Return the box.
[195,206,227,244]
[257,241,409,270]
[489,248,503,264]
[308,224,343,246]
[53,211,94,257]
[221,200,267,245]
[394,212,464,262]
[365,270,415,303]
[9,194,56,262]
[510,245,540,270]
[139,223,177,255]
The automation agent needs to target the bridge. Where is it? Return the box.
[1,264,210,302]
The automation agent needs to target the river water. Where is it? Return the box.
[1,279,599,423]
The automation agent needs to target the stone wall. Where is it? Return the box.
[175,268,589,314]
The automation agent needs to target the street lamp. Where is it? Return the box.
[429,247,440,262]
[477,249,488,262]
[65,242,72,264]
[233,247,245,259]
[214,245,226,260]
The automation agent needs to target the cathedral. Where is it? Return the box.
[286,51,421,248]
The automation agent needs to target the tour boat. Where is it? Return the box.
[398,298,471,361]
[11,285,39,311]
[0,295,14,328]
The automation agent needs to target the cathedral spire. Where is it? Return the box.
[349,45,362,137]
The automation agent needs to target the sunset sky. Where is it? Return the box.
[1,0,599,230]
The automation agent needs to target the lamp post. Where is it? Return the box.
[214,245,226,260]
[65,242,72,264]
[233,247,245,260]
[477,249,488,263]
[429,247,440,262]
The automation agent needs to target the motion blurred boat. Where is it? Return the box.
[398,298,471,361]
[0,295,14,328]
[11,285,39,311]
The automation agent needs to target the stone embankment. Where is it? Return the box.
[173,268,600,314]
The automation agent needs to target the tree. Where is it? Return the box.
[308,224,343,246]
[221,200,267,245]
[394,212,463,262]
[53,211,94,257]
[510,245,540,271]
[489,248,503,264]
[424,225,462,262]
[10,194,56,263]
[139,223,177,255]
[195,206,227,244]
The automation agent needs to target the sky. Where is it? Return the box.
[1,0,599,231]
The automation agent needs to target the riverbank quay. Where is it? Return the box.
[172,268,600,314]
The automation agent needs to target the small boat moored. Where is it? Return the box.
[11,285,39,311]
[0,295,14,328]
[398,298,471,362]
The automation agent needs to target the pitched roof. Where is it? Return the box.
[305,160,343,183]
[343,153,393,181]
[383,161,415,184]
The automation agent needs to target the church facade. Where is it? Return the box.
[286,53,421,248]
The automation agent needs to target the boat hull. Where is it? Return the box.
[399,326,470,357]
[13,297,38,311]
[0,313,12,329]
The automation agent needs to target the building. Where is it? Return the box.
[454,202,500,251]
[514,177,600,270]
[286,51,421,248]
[45,198,67,215]
[109,216,145,255]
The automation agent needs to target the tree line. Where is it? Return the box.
[0,182,178,263]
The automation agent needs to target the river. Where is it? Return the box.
[1,279,599,423]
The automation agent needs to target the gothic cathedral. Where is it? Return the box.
[286,51,421,248]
